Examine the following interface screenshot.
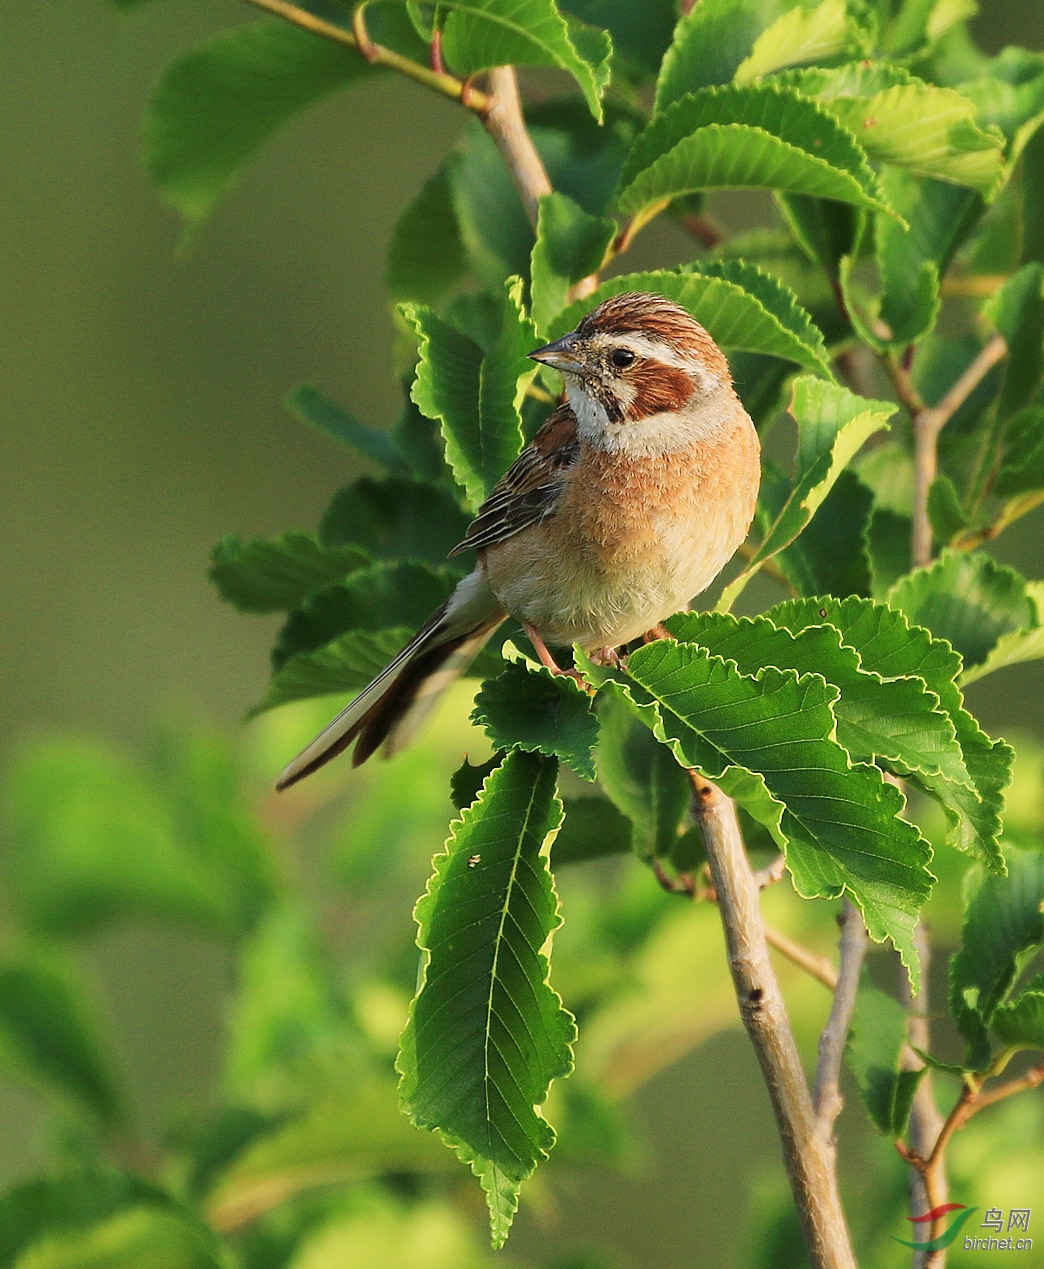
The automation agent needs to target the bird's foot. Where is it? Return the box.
[522,620,566,674]
[589,646,624,669]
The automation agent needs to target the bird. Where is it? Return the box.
[276,291,761,790]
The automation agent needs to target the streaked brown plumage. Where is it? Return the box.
[276,291,761,789]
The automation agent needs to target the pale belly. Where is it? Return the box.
[481,424,759,650]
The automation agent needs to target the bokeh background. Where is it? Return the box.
[2,2,1043,1266]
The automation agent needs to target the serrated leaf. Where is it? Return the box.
[618,84,892,223]
[995,406,1044,498]
[780,64,1006,195]
[667,608,973,798]
[846,977,924,1135]
[386,167,469,307]
[769,595,1012,869]
[272,562,459,670]
[284,385,410,473]
[550,265,831,375]
[582,643,934,980]
[252,627,411,714]
[734,0,869,86]
[961,582,1044,685]
[406,279,537,509]
[950,846,1044,1069]
[143,20,381,225]
[530,193,615,334]
[984,262,1044,420]
[472,658,599,781]
[438,0,612,121]
[210,532,369,614]
[595,690,691,860]
[451,755,505,812]
[888,550,1036,672]
[991,990,1044,1051]
[319,476,471,565]
[552,796,633,865]
[720,378,895,606]
[558,0,676,74]
[885,0,976,57]
[0,952,125,1128]
[398,750,575,1247]
[655,0,795,110]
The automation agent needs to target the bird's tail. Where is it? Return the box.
[275,569,504,789]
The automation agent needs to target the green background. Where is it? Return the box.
[1,2,1042,1266]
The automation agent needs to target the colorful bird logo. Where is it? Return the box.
[893,1203,978,1251]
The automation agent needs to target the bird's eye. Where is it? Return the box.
[610,347,636,369]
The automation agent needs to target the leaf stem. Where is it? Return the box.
[813,901,868,1133]
[689,774,857,1269]
[238,0,490,109]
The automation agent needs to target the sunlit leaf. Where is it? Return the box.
[960,582,1044,686]
[582,643,934,982]
[618,84,892,222]
[551,265,831,376]
[734,0,870,86]
[529,193,615,334]
[398,750,575,1247]
[210,533,369,614]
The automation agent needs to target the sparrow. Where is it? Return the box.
[276,291,761,789]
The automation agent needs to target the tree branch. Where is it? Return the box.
[813,901,868,1133]
[689,774,857,1269]
[479,67,552,231]
[238,0,490,109]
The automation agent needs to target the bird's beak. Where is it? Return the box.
[528,333,584,374]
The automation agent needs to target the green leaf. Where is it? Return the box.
[995,406,1044,498]
[618,84,892,222]
[875,171,983,345]
[398,750,575,1247]
[205,1083,457,1229]
[594,690,694,860]
[451,755,505,812]
[582,643,934,980]
[991,990,1044,1051]
[983,262,1044,420]
[438,0,612,121]
[144,20,380,225]
[284,385,410,474]
[775,469,874,598]
[780,64,1006,195]
[319,476,472,565]
[552,796,633,866]
[720,377,895,606]
[272,562,459,670]
[253,627,412,714]
[405,279,537,508]
[209,532,369,614]
[667,608,973,800]
[734,0,870,86]
[472,656,599,781]
[558,0,676,74]
[530,193,615,334]
[551,265,831,376]
[846,978,924,1135]
[5,734,272,942]
[775,192,865,277]
[0,952,125,1128]
[961,582,1044,685]
[772,595,1012,868]
[950,846,1044,1069]
[888,550,1035,672]
[655,0,795,110]
[386,167,470,307]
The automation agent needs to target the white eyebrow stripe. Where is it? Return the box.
[588,331,695,370]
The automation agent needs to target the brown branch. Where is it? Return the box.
[901,334,1007,567]
[971,1061,1044,1112]
[764,923,839,991]
[238,0,490,109]
[690,774,857,1269]
[479,67,552,231]
[813,901,868,1133]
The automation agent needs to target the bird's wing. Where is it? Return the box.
[449,403,580,555]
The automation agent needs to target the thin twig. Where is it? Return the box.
[764,924,839,991]
[689,774,857,1269]
[900,924,948,1269]
[238,0,490,109]
[813,901,868,1133]
[480,68,552,230]
[971,1061,1044,1112]
[902,334,1007,567]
